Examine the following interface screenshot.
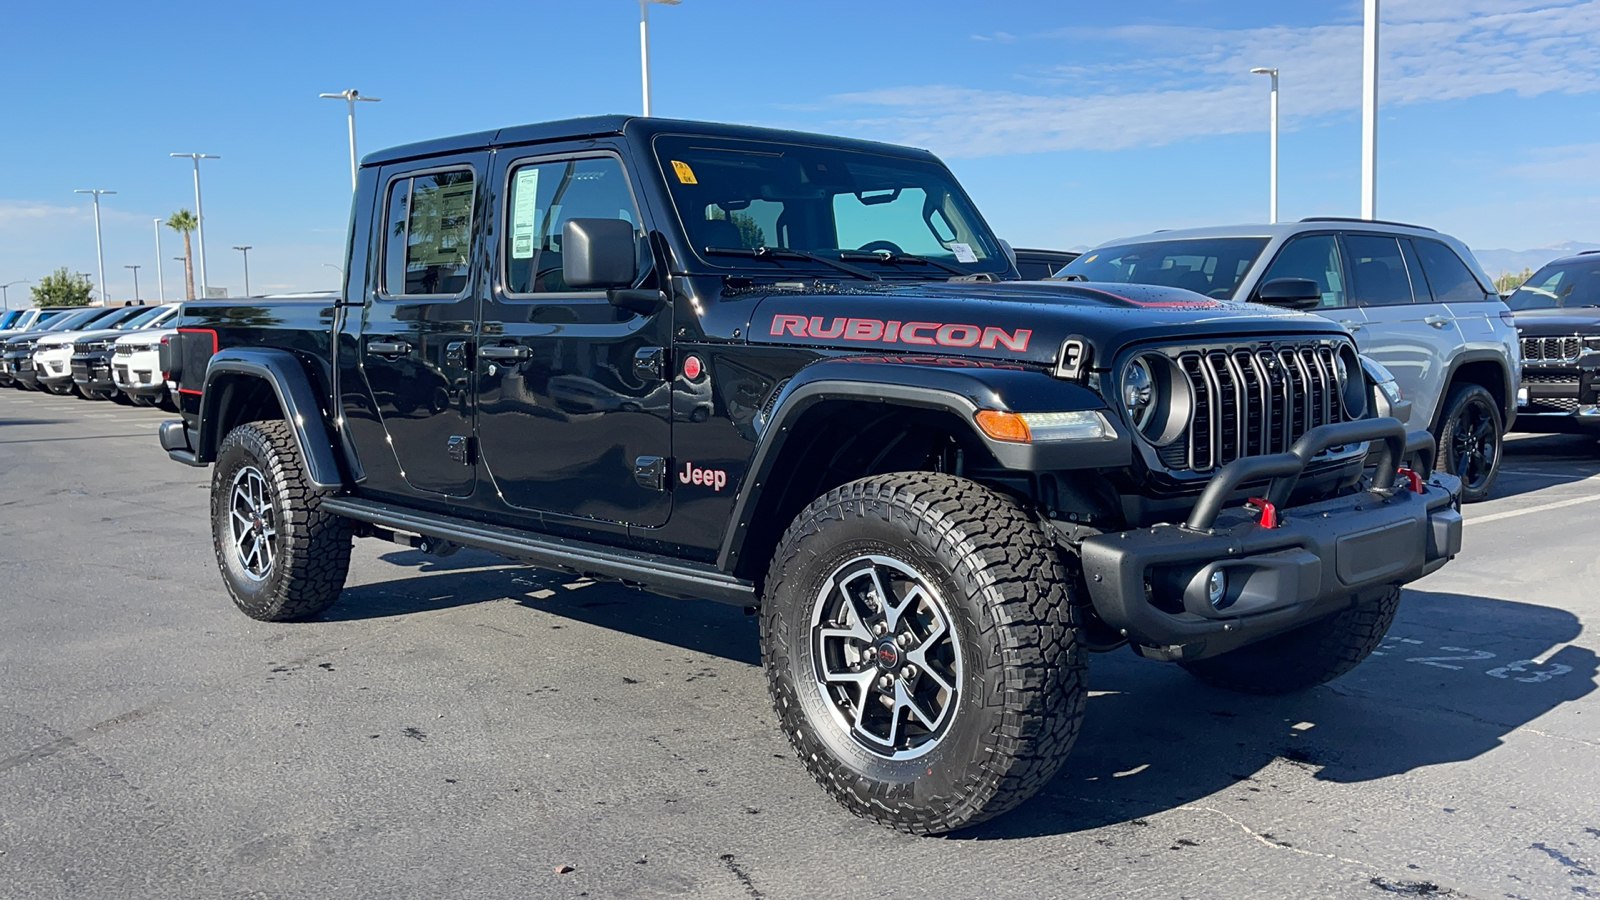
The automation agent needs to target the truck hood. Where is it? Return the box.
[38,327,124,348]
[1514,307,1600,336]
[746,281,1348,367]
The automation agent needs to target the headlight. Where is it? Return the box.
[1118,352,1191,445]
[1123,356,1156,430]
[1584,336,1600,352]
[1337,346,1366,418]
[975,409,1117,443]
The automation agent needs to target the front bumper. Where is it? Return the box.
[6,353,41,388]
[1515,366,1600,432]
[72,352,117,393]
[112,355,166,396]
[1077,419,1462,662]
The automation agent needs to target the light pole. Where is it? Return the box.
[74,189,116,304]
[319,89,381,190]
[233,246,253,296]
[639,0,682,117]
[152,218,166,303]
[171,153,220,297]
[1361,0,1379,220]
[1250,68,1279,224]
[1,280,31,311]
[124,265,142,304]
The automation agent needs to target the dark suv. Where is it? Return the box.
[1506,251,1600,432]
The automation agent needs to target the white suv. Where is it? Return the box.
[112,321,180,407]
[1058,218,1519,501]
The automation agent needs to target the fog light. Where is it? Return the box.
[1206,570,1228,610]
[1517,387,1529,407]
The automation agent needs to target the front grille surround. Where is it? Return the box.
[1521,335,1582,363]
[1126,338,1360,478]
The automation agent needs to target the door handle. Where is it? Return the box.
[1424,315,1451,328]
[367,339,412,356]
[1339,319,1363,332]
[479,345,530,361]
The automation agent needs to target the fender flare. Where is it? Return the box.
[196,347,344,490]
[1434,349,1516,433]
[715,356,1127,572]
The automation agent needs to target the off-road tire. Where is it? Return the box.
[211,420,352,621]
[1434,382,1502,503]
[1178,584,1402,694]
[762,472,1087,835]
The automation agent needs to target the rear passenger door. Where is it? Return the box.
[349,155,487,498]
[1341,232,1459,426]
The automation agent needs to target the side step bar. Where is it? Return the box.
[320,497,757,606]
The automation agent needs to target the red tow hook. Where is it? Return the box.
[1246,496,1279,529]
[1397,467,1425,494]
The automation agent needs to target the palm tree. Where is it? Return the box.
[166,209,198,300]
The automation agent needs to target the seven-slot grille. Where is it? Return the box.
[1159,342,1346,474]
[1521,336,1581,363]
[73,339,113,354]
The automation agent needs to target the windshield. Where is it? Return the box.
[42,309,110,331]
[116,306,173,330]
[0,312,19,329]
[652,134,1008,278]
[1056,238,1270,299]
[1507,259,1600,310]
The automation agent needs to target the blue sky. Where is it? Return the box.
[2,0,1597,304]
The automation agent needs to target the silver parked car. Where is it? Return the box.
[1058,218,1519,501]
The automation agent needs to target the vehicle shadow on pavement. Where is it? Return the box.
[1491,433,1600,499]
[329,548,761,665]
[966,589,1596,840]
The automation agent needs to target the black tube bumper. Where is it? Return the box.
[1078,419,1463,662]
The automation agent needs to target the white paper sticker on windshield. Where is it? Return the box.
[511,167,541,259]
[949,242,978,263]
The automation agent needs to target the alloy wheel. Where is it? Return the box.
[228,465,278,581]
[809,554,963,760]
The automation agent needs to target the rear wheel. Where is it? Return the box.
[211,420,353,621]
[1435,383,1502,503]
[1178,584,1401,694]
[762,472,1086,834]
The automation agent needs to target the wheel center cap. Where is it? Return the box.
[874,641,901,671]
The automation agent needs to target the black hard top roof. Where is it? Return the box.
[360,116,938,168]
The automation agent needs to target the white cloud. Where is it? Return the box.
[821,1,1600,157]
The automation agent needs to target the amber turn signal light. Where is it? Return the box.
[975,410,1032,443]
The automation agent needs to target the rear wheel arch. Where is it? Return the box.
[1432,354,1512,434]
[196,349,345,490]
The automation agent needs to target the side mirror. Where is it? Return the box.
[562,218,637,290]
[1255,277,1323,310]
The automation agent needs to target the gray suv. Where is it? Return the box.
[1058,218,1519,501]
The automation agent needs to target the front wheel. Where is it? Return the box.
[1178,584,1402,694]
[762,472,1086,834]
[211,420,353,621]
[1434,383,1502,503]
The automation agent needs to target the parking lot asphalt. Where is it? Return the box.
[0,391,1596,900]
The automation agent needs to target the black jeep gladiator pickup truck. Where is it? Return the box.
[160,116,1462,835]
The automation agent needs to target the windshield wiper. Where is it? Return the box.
[837,249,968,277]
[704,246,879,281]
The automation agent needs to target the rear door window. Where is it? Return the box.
[1343,234,1415,306]
[1414,239,1490,303]
[383,169,477,297]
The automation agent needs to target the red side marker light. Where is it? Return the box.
[683,354,704,381]
[1246,497,1279,529]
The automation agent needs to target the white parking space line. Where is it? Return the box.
[1469,493,1600,526]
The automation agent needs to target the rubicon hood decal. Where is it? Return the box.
[748,281,1348,366]
[770,315,1032,352]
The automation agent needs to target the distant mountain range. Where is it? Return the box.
[1471,240,1600,277]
